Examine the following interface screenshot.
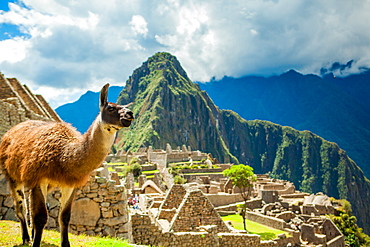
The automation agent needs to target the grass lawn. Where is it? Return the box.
[182,172,223,175]
[0,220,133,247]
[142,170,159,174]
[221,214,288,240]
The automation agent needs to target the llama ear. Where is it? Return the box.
[100,83,109,111]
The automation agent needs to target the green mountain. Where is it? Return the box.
[116,52,370,233]
[116,52,237,163]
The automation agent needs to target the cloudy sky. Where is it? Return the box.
[1,0,370,108]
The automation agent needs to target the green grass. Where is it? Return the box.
[142,170,159,174]
[169,161,202,166]
[182,172,223,175]
[221,214,288,240]
[107,162,128,165]
[0,220,134,247]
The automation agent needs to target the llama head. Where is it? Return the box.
[100,83,134,129]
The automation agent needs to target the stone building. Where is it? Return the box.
[132,184,280,247]
[0,73,60,137]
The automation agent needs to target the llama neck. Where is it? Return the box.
[68,114,117,176]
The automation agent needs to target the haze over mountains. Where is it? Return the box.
[55,53,370,233]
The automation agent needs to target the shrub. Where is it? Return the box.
[174,175,187,184]
[131,163,142,177]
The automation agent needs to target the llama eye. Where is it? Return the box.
[108,107,115,112]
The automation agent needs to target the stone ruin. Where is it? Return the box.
[215,175,345,247]
[134,172,345,247]
[111,143,346,247]
[0,73,60,137]
[109,144,209,169]
[132,184,279,247]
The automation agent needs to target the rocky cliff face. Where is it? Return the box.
[116,52,370,233]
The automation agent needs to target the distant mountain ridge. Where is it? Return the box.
[199,70,370,178]
[55,86,124,133]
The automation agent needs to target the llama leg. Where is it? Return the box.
[8,180,30,245]
[59,187,76,247]
[30,185,48,247]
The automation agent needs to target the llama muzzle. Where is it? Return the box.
[120,108,134,127]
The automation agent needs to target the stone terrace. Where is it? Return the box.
[0,73,60,137]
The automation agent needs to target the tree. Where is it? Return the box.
[328,199,370,247]
[223,164,257,231]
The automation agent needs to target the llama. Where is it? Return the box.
[0,83,134,247]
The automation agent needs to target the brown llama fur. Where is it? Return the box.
[0,84,133,247]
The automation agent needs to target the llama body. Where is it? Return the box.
[3,120,114,188]
[0,84,133,247]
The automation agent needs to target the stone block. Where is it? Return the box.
[105,215,128,226]
[70,198,101,227]
[85,230,95,236]
[87,193,98,198]
[3,196,13,207]
[208,185,219,194]
[103,226,115,236]
[113,201,127,215]
[96,177,107,184]
[47,194,60,209]
[101,202,110,207]
[118,222,131,233]
[0,175,10,196]
[46,216,57,228]
[49,208,59,218]
[102,210,113,218]
[3,208,17,221]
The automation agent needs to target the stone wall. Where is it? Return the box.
[169,189,229,233]
[0,99,50,137]
[51,171,130,238]
[0,167,17,221]
[327,235,345,247]
[215,198,262,213]
[131,213,277,247]
[245,211,287,231]
[180,168,222,174]
[0,167,131,239]
[206,193,244,207]
[160,184,187,210]
[0,73,60,138]
[184,173,224,183]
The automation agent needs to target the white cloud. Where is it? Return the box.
[0,37,29,63]
[130,15,148,37]
[1,0,370,107]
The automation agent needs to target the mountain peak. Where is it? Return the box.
[116,53,237,163]
[117,52,193,105]
[281,69,302,78]
[147,52,189,79]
